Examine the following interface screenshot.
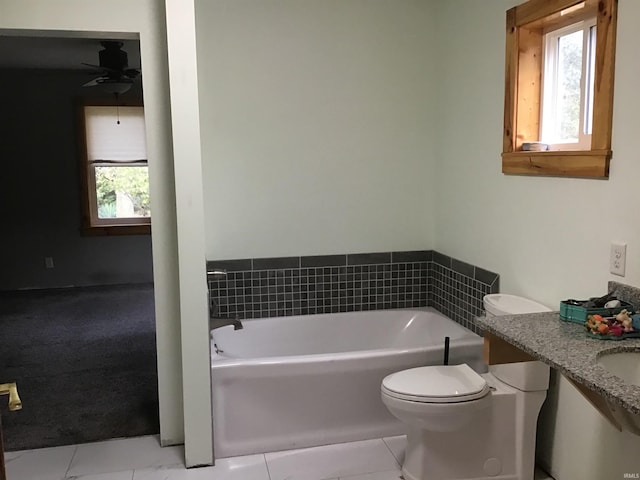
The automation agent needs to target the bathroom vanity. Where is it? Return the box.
[476,309,640,433]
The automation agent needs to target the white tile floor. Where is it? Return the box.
[5,435,555,480]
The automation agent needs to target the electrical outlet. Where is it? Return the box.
[610,242,626,277]
[45,257,54,269]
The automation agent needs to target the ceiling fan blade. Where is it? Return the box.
[82,62,121,74]
[123,69,141,78]
[82,78,104,87]
[99,77,134,85]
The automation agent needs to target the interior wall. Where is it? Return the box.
[195,0,438,261]
[0,69,153,291]
[434,1,640,478]
[0,0,185,452]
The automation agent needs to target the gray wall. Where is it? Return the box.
[0,69,153,290]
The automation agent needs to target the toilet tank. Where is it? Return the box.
[484,294,550,317]
[483,294,551,392]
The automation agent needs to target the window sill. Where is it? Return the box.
[81,224,151,236]
[501,150,611,178]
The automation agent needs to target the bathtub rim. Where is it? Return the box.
[210,307,482,367]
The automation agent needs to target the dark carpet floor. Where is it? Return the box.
[0,283,159,451]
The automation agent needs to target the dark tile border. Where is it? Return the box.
[253,257,300,270]
[475,266,499,286]
[392,250,433,263]
[206,259,251,272]
[451,258,474,277]
[208,251,441,272]
[301,254,347,268]
[347,252,391,265]
[433,251,451,268]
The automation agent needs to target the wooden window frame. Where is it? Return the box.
[502,0,618,178]
[77,98,151,236]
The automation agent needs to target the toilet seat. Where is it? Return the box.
[382,364,490,403]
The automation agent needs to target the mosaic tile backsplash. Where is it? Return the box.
[207,251,499,334]
[429,253,499,334]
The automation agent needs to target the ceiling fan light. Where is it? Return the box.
[99,82,132,95]
[84,79,133,95]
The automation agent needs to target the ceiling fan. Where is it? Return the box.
[82,41,140,95]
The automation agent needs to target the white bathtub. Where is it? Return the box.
[210,308,484,458]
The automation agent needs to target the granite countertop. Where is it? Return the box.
[476,311,640,415]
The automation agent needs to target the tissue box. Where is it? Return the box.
[559,300,635,324]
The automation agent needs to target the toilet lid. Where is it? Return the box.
[382,364,489,403]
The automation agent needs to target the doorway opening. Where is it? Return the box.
[0,32,159,450]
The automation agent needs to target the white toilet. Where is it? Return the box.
[381,294,551,480]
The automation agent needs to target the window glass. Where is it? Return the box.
[585,25,596,135]
[95,165,150,219]
[556,29,583,143]
[541,19,596,150]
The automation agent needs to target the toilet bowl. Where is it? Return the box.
[381,294,551,480]
[382,364,492,432]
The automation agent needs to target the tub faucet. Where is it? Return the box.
[209,298,243,330]
[210,316,244,330]
[0,382,22,411]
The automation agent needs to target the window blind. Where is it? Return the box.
[85,106,147,162]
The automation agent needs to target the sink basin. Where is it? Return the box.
[596,351,640,435]
[597,351,640,386]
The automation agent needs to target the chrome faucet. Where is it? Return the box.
[209,299,243,330]
[210,316,244,330]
